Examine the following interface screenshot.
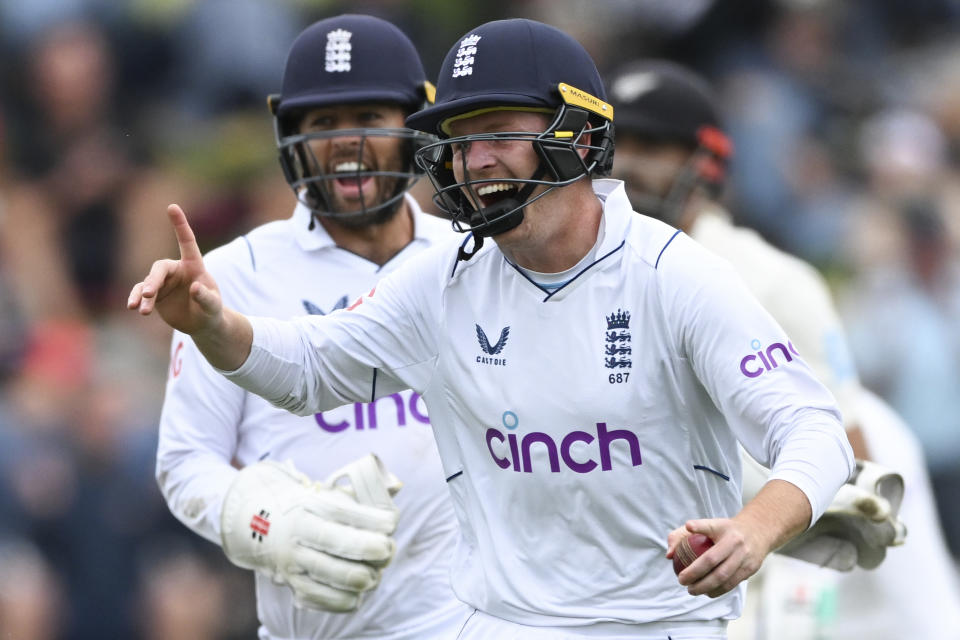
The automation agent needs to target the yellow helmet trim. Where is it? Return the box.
[424,81,437,105]
[440,106,555,136]
[267,93,281,115]
[558,83,613,121]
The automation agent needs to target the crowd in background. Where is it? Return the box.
[0,1,957,638]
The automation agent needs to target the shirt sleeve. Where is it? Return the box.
[223,246,446,417]
[762,256,863,429]
[156,330,242,544]
[658,235,855,525]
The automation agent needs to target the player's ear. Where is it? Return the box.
[577,131,593,160]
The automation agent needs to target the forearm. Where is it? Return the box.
[764,410,855,525]
[734,478,811,554]
[157,452,238,545]
[193,307,253,371]
[223,315,328,416]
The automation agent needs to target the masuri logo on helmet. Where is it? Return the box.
[407,19,615,251]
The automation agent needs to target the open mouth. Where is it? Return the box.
[331,161,373,199]
[473,182,517,209]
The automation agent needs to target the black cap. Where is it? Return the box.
[607,60,723,149]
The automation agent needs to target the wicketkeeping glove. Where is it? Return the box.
[776,459,907,571]
[220,454,402,611]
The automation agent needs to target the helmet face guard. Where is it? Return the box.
[269,14,436,226]
[414,101,614,237]
[623,131,728,228]
[607,61,732,226]
[405,20,616,242]
[275,123,435,223]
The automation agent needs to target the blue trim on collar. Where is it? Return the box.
[507,259,552,295]
[655,230,682,270]
[543,240,626,301]
[242,235,257,271]
[506,239,627,301]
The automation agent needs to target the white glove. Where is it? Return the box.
[776,459,907,571]
[221,455,402,611]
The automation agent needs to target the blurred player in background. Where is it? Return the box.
[607,59,960,640]
[132,19,854,639]
[155,14,471,639]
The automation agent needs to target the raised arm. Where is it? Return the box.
[127,204,252,371]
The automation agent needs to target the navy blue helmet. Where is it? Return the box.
[407,19,615,242]
[268,14,436,225]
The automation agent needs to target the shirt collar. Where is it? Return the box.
[592,178,634,256]
[292,192,428,252]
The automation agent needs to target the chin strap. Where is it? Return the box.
[456,234,483,262]
[455,166,546,263]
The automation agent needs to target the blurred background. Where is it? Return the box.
[0,0,957,638]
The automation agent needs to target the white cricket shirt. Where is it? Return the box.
[689,208,861,428]
[157,195,470,639]
[227,180,854,630]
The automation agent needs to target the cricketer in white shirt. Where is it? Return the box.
[156,195,472,640]
[689,208,960,640]
[221,179,854,637]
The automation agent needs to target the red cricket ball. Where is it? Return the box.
[672,533,714,575]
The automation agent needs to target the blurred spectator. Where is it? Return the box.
[0,109,30,377]
[0,538,64,640]
[0,319,230,638]
[136,544,233,640]
[171,0,299,118]
[843,199,960,560]
[1,20,179,322]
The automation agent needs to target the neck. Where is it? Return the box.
[498,180,603,273]
[319,202,415,266]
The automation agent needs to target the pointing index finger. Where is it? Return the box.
[167,204,202,262]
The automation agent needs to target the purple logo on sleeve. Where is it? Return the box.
[739,339,800,378]
[485,411,642,474]
[315,392,429,432]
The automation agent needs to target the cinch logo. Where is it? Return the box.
[739,339,801,378]
[485,411,642,474]
[315,392,429,432]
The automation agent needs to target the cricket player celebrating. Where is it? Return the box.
[606,59,960,640]
[133,19,854,639]
[154,14,471,640]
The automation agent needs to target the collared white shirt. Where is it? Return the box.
[227,181,854,629]
[157,195,470,640]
